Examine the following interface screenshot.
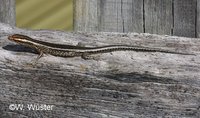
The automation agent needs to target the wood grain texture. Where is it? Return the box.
[99,0,125,32]
[74,0,143,33]
[74,0,99,32]
[173,0,196,37]
[197,0,200,38]
[0,0,15,26]
[74,0,200,38]
[144,0,173,35]
[0,23,200,117]
[127,0,143,33]
[99,0,143,32]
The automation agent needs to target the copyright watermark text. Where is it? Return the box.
[9,104,54,111]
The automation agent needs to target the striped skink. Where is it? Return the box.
[8,34,194,59]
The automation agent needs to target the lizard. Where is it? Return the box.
[8,34,194,60]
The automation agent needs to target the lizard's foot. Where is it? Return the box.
[25,59,38,67]
[81,53,101,61]
[28,52,44,66]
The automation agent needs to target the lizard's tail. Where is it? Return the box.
[84,45,195,55]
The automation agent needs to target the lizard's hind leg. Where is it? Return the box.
[81,52,101,60]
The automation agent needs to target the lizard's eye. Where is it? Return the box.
[8,35,14,41]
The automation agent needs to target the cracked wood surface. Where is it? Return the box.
[0,23,200,117]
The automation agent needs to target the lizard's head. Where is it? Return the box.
[7,34,38,49]
[8,34,32,43]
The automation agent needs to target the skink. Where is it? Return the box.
[8,34,194,59]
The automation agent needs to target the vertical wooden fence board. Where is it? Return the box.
[144,0,173,35]
[0,0,15,26]
[99,0,143,32]
[121,0,143,33]
[99,0,124,32]
[173,0,196,37]
[74,0,143,33]
[74,0,99,32]
[74,0,198,38]
[197,0,200,37]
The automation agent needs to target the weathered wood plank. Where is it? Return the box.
[100,0,144,33]
[74,0,143,33]
[74,0,99,32]
[0,0,15,26]
[197,0,200,38]
[144,0,173,35]
[74,0,199,38]
[120,0,143,33]
[173,0,196,37]
[0,23,200,117]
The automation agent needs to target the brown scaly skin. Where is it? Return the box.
[8,34,195,59]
